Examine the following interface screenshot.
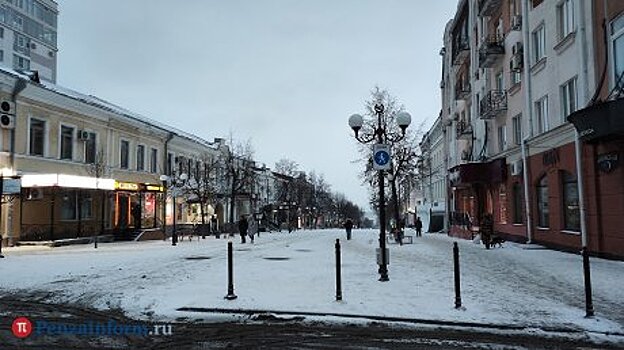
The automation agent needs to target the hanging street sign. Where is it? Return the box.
[373,144,391,170]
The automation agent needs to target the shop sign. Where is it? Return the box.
[143,184,164,192]
[115,181,139,191]
[543,149,560,167]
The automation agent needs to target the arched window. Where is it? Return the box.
[562,171,580,231]
[536,175,549,228]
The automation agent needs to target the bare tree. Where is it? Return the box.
[221,138,257,232]
[85,148,109,247]
[355,87,425,230]
[181,152,220,238]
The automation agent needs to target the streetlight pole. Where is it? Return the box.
[349,103,411,282]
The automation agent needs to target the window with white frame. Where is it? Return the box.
[610,14,624,89]
[496,71,504,91]
[120,140,129,169]
[560,77,577,121]
[532,25,546,64]
[557,0,574,40]
[136,144,145,171]
[497,125,507,152]
[60,125,73,160]
[29,118,45,156]
[512,114,522,146]
[535,95,549,133]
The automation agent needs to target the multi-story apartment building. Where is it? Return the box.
[417,113,448,233]
[0,0,58,82]
[434,0,623,258]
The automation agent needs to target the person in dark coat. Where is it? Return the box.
[344,219,354,240]
[415,217,423,237]
[211,215,219,239]
[238,215,248,244]
[481,214,493,250]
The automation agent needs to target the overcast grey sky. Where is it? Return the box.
[56,0,456,210]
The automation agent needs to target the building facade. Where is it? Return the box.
[433,0,623,258]
[0,0,58,82]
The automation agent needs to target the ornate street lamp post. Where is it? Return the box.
[160,172,188,246]
[349,103,411,281]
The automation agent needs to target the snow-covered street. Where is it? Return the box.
[1,229,623,337]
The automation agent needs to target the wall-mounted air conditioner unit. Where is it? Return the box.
[510,54,523,72]
[511,15,522,31]
[78,130,90,141]
[0,114,15,129]
[26,188,44,200]
[511,160,523,176]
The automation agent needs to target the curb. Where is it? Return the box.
[177,307,624,337]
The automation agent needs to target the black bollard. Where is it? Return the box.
[582,247,594,317]
[172,232,178,246]
[94,234,98,249]
[0,237,4,258]
[453,242,461,309]
[225,241,238,300]
[335,239,342,301]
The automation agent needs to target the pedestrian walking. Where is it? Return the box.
[248,215,257,243]
[238,215,248,244]
[211,215,220,239]
[415,217,423,237]
[481,214,493,250]
[344,218,354,240]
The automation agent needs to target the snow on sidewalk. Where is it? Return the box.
[0,229,622,336]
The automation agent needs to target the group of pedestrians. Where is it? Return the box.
[238,215,259,244]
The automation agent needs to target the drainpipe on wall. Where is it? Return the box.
[521,0,534,243]
[575,0,590,249]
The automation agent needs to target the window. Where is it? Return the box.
[136,145,145,171]
[499,184,508,224]
[512,183,523,224]
[29,118,45,156]
[562,171,580,231]
[510,69,522,86]
[495,71,504,91]
[0,50,3,62]
[512,114,522,146]
[13,54,29,70]
[0,27,4,38]
[120,140,129,169]
[531,0,544,8]
[535,96,549,133]
[536,175,549,228]
[532,25,546,64]
[560,77,577,121]
[557,0,574,40]
[497,125,506,152]
[612,14,624,89]
[150,148,158,173]
[167,152,173,175]
[60,191,93,220]
[84,132,97,164]
[60,125,73,160]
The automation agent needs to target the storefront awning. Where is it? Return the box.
[449,158,506,187]
[568,98,624,142]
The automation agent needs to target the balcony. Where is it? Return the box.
[454,81,471,101]
[456,120,473,140]
[478,0,504,16]
[479,90,507,119]
[478,35,505,68]
[452,38,470,66]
